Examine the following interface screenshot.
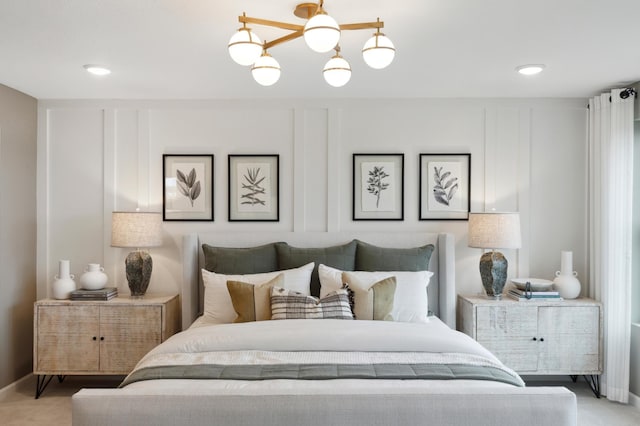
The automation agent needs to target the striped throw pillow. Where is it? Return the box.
[271,286,354,320]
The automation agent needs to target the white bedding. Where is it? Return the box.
[121,318,524,394]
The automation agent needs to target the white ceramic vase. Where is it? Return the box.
[553,251,581,299]
[52,259,76,299]
[79,263,108,290]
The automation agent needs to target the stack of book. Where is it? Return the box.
[70,287,118,301]
[507,287,562,302]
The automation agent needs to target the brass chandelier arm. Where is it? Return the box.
[239,15,384,33]
[339,21,384,31]
[264,31,304,50]
[239,15,304,32]
[238,17,384,52]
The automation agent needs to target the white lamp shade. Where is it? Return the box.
[251,53,281,86]
[468,212,521,249]
[362,33,395,69]
[111,212,162,248]
[228,28,263,66]
[323,56,351,87]
[304,14,341,53]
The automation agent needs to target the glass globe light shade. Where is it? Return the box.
[323,56,351,87]
[251,53,281,86]
[304,14,341,53]
[362,33,395,69]
[228,28,263,66]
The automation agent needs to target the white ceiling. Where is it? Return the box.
[1,0,639,100]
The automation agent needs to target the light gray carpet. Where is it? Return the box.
[1,376,639,425]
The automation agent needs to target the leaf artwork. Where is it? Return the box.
[432,166,458,206]
[176,168,201,207]
[366,166,390,208]
[241,167,266,206]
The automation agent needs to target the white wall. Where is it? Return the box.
[36,98,588,306]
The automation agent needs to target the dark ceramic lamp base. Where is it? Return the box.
[125,250,153,298]
[479,250,508,300]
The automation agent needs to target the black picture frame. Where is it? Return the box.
[162,154,214,221]
[419,153,471,220]
[352,153,404,221]
[228,154,280,222]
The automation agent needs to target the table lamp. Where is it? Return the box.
[468,212,521,299]
[111,211,162,298]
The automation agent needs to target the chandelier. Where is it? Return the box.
[227,1,395,87]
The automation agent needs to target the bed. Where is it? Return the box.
[72,232,577,426]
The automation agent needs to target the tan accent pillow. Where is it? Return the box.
[227,274,284,323]
[341,273,396,321]
[370,277,396,321]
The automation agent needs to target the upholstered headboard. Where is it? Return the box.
[182,232,455,330]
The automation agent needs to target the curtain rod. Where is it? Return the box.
[586,88,636,108]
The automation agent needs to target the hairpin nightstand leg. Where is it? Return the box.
[584,375,601,398]
[34,375,66,399]
[35,375,53,399]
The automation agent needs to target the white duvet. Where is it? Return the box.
[122,318,524,394]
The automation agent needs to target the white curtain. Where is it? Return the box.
[588,89,634,402]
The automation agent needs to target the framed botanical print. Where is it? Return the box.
[228,154,279,222]
[162,154,214,221]
[352,153,404,221]
[419,153,471,220]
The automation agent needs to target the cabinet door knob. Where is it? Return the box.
[100,337,104,341]
[540,338,544,342]
[532,337,537,341]
[92,336,97,341]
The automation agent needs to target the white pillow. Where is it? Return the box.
[319,264,433,323]
[202,262,314,324]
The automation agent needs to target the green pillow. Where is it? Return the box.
[355,240,435,271]
[275,240,357,297]
[202,243,279,274]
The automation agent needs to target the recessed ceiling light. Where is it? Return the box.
[83,64,111,76]
[516,64,545,76]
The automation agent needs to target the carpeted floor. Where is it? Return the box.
[1,376,640,425]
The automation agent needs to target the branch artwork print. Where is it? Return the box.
[241,167,266,206]
[428,161,464,211]
[176,168,201,207]
[367,166,389,208]
[238,163,271,212]
[361,161,395,212]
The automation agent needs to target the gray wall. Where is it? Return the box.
[0,84,37,389]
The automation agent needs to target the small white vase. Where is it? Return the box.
[52,275,76,299]
[79,263,108,290]
[553,250,581,299]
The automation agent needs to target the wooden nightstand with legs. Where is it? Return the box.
[457,294,603,397]
[33,294,180,398]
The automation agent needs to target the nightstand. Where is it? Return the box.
[33,294,180,398]
[457,294,603,397]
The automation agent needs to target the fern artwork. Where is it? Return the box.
[429,161,463,211]
[361,162,395,212]
[238,163,271,212]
